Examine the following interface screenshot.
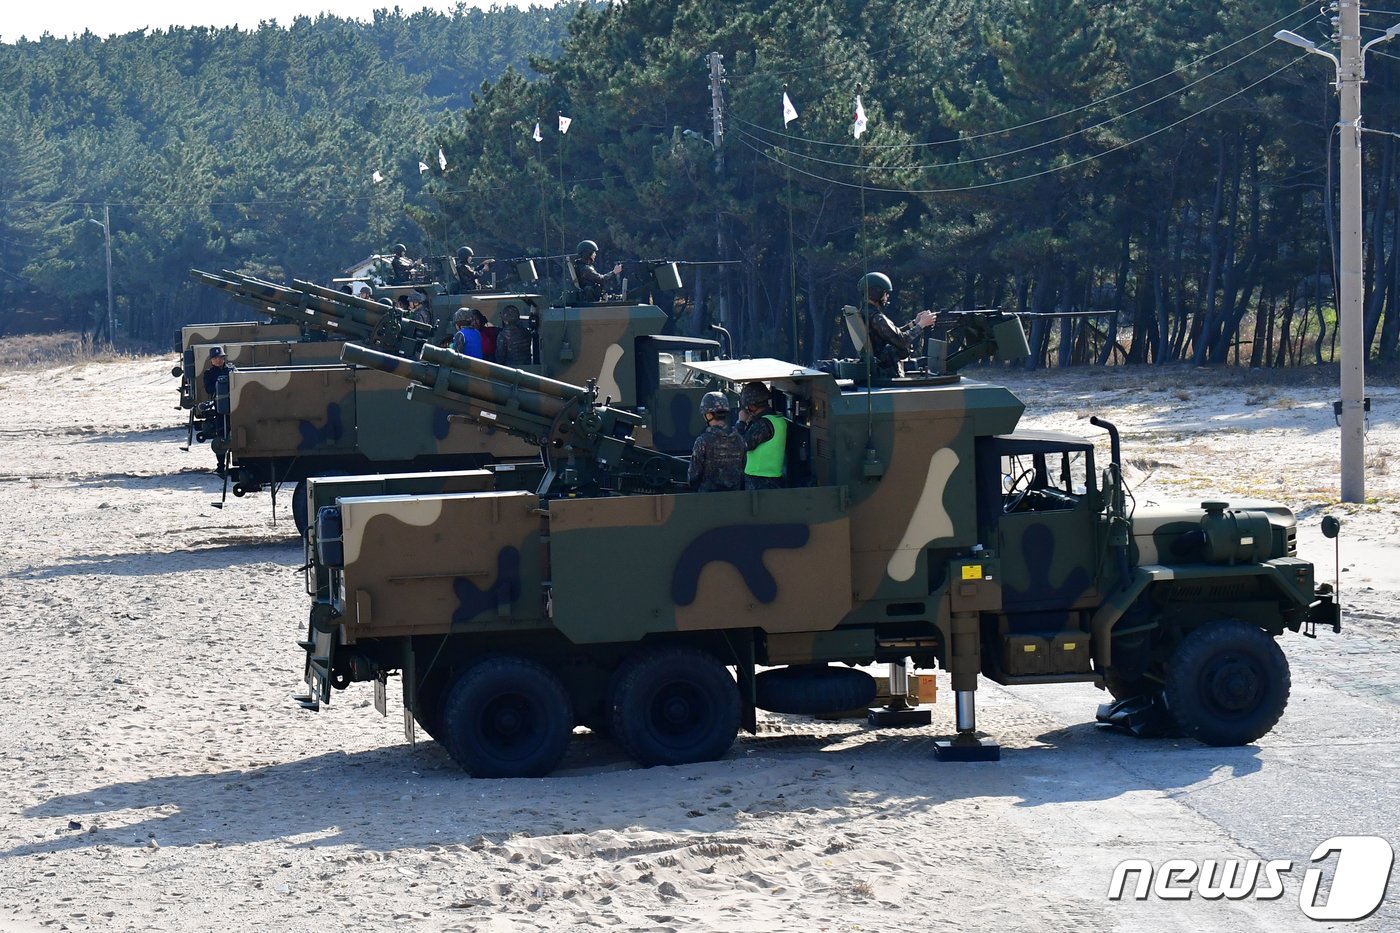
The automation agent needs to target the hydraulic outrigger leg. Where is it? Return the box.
[935,610,1000,761]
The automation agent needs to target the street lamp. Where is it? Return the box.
[88,206,114,348]
[1275,9,1400,503]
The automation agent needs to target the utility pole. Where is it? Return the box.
[1337,0,1365,503]
[1277,4,1400,503]
[89,205,114,348]
[708,52,727,327]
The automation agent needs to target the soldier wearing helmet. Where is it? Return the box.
[449,307,483,358]
[858,272,936,375]
[734,381,787,491]
[688,391,745,492]
[389,243,420,285]
[454,245,493,293]
[495,303,532,366]
[573,239,622,302]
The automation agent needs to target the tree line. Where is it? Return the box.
[0,3,587,343]
[3,0,1399,369]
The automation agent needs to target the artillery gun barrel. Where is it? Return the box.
[292,280,433,339]
[193,269,432,342]
[341,342,582,423]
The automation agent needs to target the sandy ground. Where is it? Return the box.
[0,354,1397,932]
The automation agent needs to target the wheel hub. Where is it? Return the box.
[1205,655,1261,714]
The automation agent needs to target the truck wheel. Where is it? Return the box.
[1162,620,1290,747]
[291,480,310,539]
[754,664,877,714]
[292,472,349,540]
[440,657,574,777]
[610,647,739,767]
[413,676,448,744]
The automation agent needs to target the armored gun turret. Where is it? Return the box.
[298,347,1341,780]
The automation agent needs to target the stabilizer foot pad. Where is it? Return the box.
[934,738,1001,762]
[866,706,933,728]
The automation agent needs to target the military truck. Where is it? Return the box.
[296,311,1340,778]
[205,280,718,531]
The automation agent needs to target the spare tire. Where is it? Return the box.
[755,665,877,715]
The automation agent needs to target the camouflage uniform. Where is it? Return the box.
[863,300,923,375]
[574,259,618,302]
[495,321,532,366]
[390,252,417,285]
[688,423,745,492]
[456,263,484,292]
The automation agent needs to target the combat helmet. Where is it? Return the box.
[452,308,472,325]
[739,381,770,409]
[859,272,893,302]
[576,239,599,257]
[394,243,407,254]
[700,391,731,417]
[456,246,474,261]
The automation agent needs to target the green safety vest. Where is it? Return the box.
[745,413,788,477]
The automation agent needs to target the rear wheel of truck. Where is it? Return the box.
[1162,620,1290,747]
[291,472,349,540]
[440,657,574,777]
[609,647,740,768]
[413,675,449,744]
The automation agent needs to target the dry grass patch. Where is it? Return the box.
[0,332,159,371]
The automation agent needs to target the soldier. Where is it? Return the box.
[495,304,532,366]
[450,308,483,358]
[454,246,493,293]
[734,381,786,490]
[202,346,233,399]
[471,309,497,360]
[389,244,419,285]
[858,272,936,375]
[573,239,622,302]
[688,392,745,492]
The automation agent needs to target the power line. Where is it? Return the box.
[739,40,1282,173]
[736,58,1304,196]
[733,0,1319,151]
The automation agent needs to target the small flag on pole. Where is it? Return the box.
[372,170,384,184]
[418,161,429,175]
[438,147,448,171]
[532,122,543,143]
[853,96,867,139]
[782,92,798,127]
[558,114,572,134]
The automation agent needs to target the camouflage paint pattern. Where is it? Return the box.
[225,366,539,462]
[180,321,302,352]
[321,362,1031,656]
[186,339,346,408]
[334,490,545,640]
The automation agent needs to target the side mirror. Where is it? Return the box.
[1321,515,1341,539]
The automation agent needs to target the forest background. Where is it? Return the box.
[3,0,1400,369]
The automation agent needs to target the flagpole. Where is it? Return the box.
[557,111,567,269]
[855,87,868,277]
[784,84,799,362]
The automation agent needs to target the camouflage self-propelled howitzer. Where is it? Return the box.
[339,341,688,495]
[200,283,717,531]
[299,310,1340,779]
